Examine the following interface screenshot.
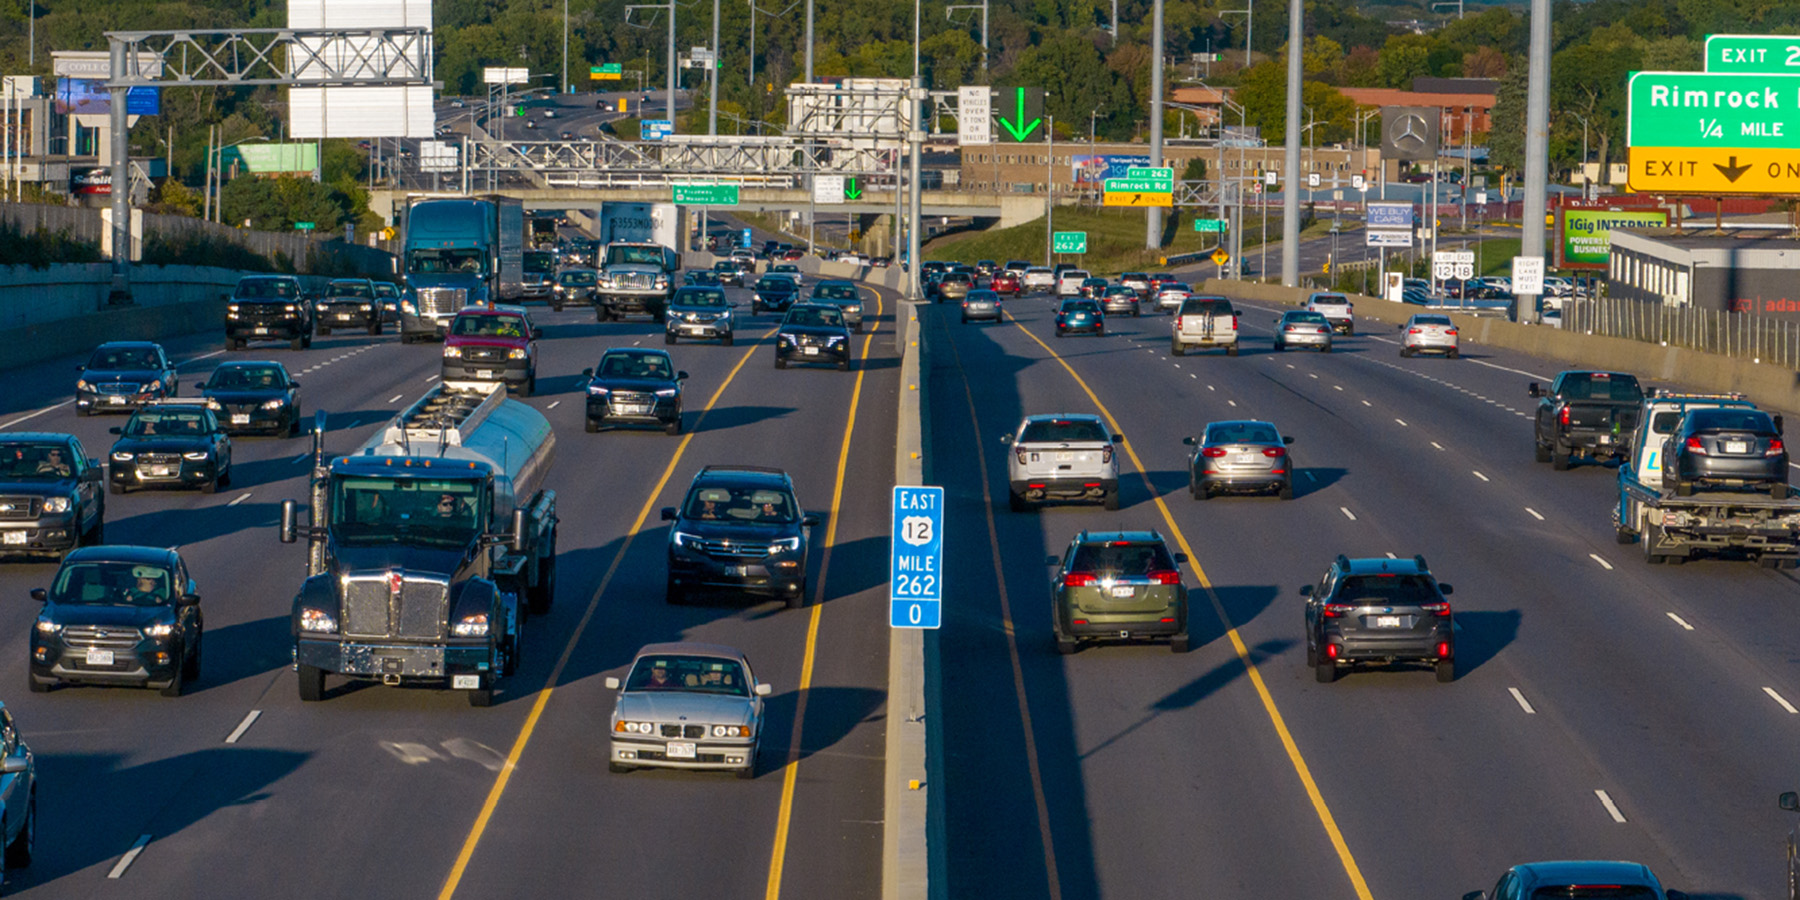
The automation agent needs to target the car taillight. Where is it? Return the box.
[1445,329,1457,336]
[1437,641,1451,657]
[1232,315,1239,329]
[1063,573,1096,587]
[1686,436,1707,455]
[1176,315,1186,330]
[1408,328,1421,334]
[1324,643,1340,658]
[1769,438,1786,456]
[1101,445,1114,464]
[1322,603,1353,618]
[1201,447,1227,458]
[1147,570,1181,585]
[1559,407,1570,427]
[1262,447,1286,458]
[1421,601,1451,617]
[1015,448,1028,466]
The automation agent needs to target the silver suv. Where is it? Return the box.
[1001,414,1122,511]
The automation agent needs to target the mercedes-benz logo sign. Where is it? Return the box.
[1390,113,1429,152]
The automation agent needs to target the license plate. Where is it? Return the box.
[804,347,819,356]
[665,742,697,759]
[2,531,25,545]
[150,466,173,477]
[85,649,114,666]
[1109,586,1134,598]
[1599,435,1613,444]
[1056,452,1075,461]
[1374,615,1402,628]
[254,327,270,334]
[1727,441,1750,454]
[452,674,481,689]
[619,404,649,415]
[726,565,749,576]
[231,414,250,425]
[1232,454,1256,464]
[108,395,125,405]
[476,370,495,379]
[337,313,355,320]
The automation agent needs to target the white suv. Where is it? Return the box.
[1056,270,1089,297]
[1023,267,1056,294]
[1000,414,1122,511]
[1303,292,1355,335]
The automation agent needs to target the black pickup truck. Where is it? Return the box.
[1531,370,1645,470]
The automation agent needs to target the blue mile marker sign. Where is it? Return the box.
[890,486,944,629]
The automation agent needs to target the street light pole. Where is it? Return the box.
[1279,0,1302,287]
[666,0,677,126]
[710,0,720,135]
[1146,0,1164,249]
[562,0,569,94]
[805,0,814,83]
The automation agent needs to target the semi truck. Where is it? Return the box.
[1615,391,1800,567]
[398,195,526,343]
[280,382,558,706]
[594,201,682,322]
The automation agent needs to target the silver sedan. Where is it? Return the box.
[961,289,1003,323]
[1273,310,1333,352]
[1400,314,1460,358]
[1184,419,1295,500]
[605,641,772,779]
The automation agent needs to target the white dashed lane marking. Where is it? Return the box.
[108,835,153,879]
[1588,553,1614,570]
[1766,687,1799,714]
[1472,471,1489,482]
[225,709,262,743]
[1508,688,1536,714]
[1595,790,1628,823]
[1340,507,1357,521]
[1525,508,1544,521]
[1667,612,1694,631]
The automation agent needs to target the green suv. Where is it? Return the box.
[1049,530,1189,654]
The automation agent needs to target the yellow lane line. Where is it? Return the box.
[1003,310,1377,900]
[764,289,885,900]
[438,329,773,900]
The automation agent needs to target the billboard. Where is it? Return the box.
[1560,208,1668,269]
[54,79,161,116]
[221,143,320,175]
[1071,154,1151,186]
[70,168,110,196]
[1366,201,1414,229]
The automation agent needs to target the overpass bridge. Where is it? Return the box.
[369,185,1044,228]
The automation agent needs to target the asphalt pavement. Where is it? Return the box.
[928,289,1799,899]
[0,279,898,898]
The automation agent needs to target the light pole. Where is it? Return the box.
[805,0,814,83]
[625,1,679,126]
[209,135,269,224]
[748,0,802,91]
[1146,0,1164,249]
[1220,0,1252,68]
[1279,0,1301,287]
[709,0,720,134]
[562,0,569,94]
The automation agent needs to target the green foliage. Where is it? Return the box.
[146,180,202,218]
[1376,34,1434,89]
[140,232,275,271]
[1235,53,1357,145]
[0,222,102,269]
[1488,65,1528,173]
[219,176,351,234]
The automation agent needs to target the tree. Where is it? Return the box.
[1463,47,1508,79]
[1488,64,1528,173]
[146,180,202,218]
[1235,54,1356,145]
[1376,34,1433,89]
[221,176,348,233]
[1010,34,1130,138]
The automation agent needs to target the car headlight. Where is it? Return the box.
[711,724,751,738]
[587,384,609,396]
[654,388,678,398]
[284,304,298,312]
[443,345,462,358]
[507,348,528,359]
[112,452,134,462]
[77,379,91,391]
[614,720,655,734]
[205,398,223,410]
[35,619,60,635]
[261,399,287,410]
[183,451,212,461]
[146,380,163,393]
[402,300,418,315]
[778,334,798,345]
[654,276,670,287]
[846,305,862,314]
[672,530,698,548]
[145,622,175,638]
[42,496,70,514]
[228,303,240,312]
[360,303,373,311]
[826,336,846,345]
[769,536,801,553]
[299,607,338,633]
[452,612,489,637]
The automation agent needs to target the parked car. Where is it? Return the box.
[583,348,686,435]
[1661,406,1789,498]
[76,342,177,416]
[29,545,205,696]
[107,401,233,495]
[0,433,105,559]
[1399,313,1459,358]
[1184,419,1295,500]
[1302,554,1455,683]
[604,642,773,779]
[1048,530,1189,654]
[199,361,302,438]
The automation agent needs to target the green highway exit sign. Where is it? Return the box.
[1052,231,1087,254]
[293,222,316,231]
[1192,218,1226,232]
[1627,71,1800,149]
[672,184,740,206]
[1705,35,1800,74]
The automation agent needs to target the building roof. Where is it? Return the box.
[1412,77,1499,95]
[1170,86,1234,105]
[1338,88,1496,110]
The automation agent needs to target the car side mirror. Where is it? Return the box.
[604,676,621,690]
[289,380,301,389]
[998,434,1013,445]
[279,499,299,543]
[196,381,209,390]
[660,507,677,521]
[1174,552,1188,564]
[1527,382,1540,397]
[755,683,773,697]
[1777,414,1786,435]
[802,514,820,527]
[1045,554,1061,566]
[179,593,201,607]
[582,367,594,377]
[677,371,689,381]
[82,468,102,483]
[1437,584,1454,595]
[1182,436,1197,446]
[30,588,46,602]
[1111,433,1124,444]
[510,508,527,553]
[1298,585,1314,597]
[109,427,122,435]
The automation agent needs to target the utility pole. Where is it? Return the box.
[1517,0,1550,324]
[907,0,924,300]
[666,0,677,126]
[710,0,720,134]
[1046,114,1055,267]
[805,0,814,83]
[1145,0,1164,249]
[1279,0,1301,286]
[562,0,569,94]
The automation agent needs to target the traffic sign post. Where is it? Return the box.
[890,486,944,629]
[1052,231,1087,254]
[672,184,740,206]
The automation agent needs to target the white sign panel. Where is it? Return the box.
[53,50,164,79]
[1307,172,1320,188]
[1440,250,1473,263]
[958,86,991,146]
[1366,229,1411,247]
[419,140,457,172]
[1352,173,1366,190]
[1475,191,1489,205]
[1264,170,1278,186]
[290,0,435,139]
[814,174,846,205]
[1512,256,1546,295]
[1385,272,1404,303]
[1433,258,1456,280]
[1455,262,1475,280]
[483,67,530,85]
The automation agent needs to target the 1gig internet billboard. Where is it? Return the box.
[1560,208,1668,269]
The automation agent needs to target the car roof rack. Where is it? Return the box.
[1335,553,1351,571]
[1413,554,1429,572]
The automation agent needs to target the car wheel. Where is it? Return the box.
[1642,528,1668,565]
[1008,491,1029,513]
[1399,346,1411,358]
[1345,323,1354,336]
[608,761,634,774]
[1435,659,1456,683]
[1193,481,1209,501]
[723,333,734,346]
[1171,340,1186,357]
[1448,348,1460,359]
[1315,661,1337,683]
[108,481,124,495]
[837,358,850,372]
[1274,340,1285,351]
[1169,634,1190,654]
[1321,344,1332,353]
[1054,636,1077,655]
[585,417,600,434]
[318,326,331,336]
[1535,440,1552,463]
[159,661,185,697]
[289,415,302,438]
[665,415,682,436]
[184,632,202,681]
[1226,344,1239,357]
[202,474,219,495]
[665,331,677,345]
[1102,489,1119,511]
[784,583,806,609]
[1097,325,1106,337]
[86,512,104,545]
[4,791,34,868]
[961,315,968,324]
[736,750,757,780]
[595,308,606,323]
[530,552,556,615]
[775,356,787,369]
[1551,447,1572,471]
[289,335,304,351]
[26,672,48,693]
[552,302,564,312]
[1278,479,1294,501]
[665,577,687,605]
[520,376,535,398]
[467,685,494,707]
[297,663,326,701]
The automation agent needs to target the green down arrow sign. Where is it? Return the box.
[998,87,1045,142]
[845,177,863,200]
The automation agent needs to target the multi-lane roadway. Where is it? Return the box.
[0,280,897,898]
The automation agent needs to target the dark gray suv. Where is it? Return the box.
[1302,554,1455,684]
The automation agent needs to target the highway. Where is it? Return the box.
[0,278,898,898]
[927,291,1799,899]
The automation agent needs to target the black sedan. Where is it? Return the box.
[200,361,302,437]
[29,544,204,697]
[76,342,177,416]
[774,304,851,371]
[554,268,598,312]
[1184,420,1295,500]
[1662,407,1789,498]
[583,348,687,435]
[713,260,745,286]
[107,402,233,495]
[752,274,801,314]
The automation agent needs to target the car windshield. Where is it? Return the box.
[1026,268,1051,276]
[88,347,159,370]
[1163,283,1191,293]
[605,245,665,266]
[329,282,374,299]
[1334,574,1438,606]
[714,262,736,272]
[757,277,796,292]
[1065,271,1089,280]
[675,288,727,307]
[1070,542,1177,575]
[966,291,999,303]
[330,476,484,548]
[814,284,858,300]
[1557,373,1644,402]
[123,409,210,437]
[1690,409,1776,433]
[1106,287,1135,296]
[1286,311,1328,324]
[773,264,798,273]
[523,253,556,274]
[786,307,844,328]
[373,283,398,299]
[942,273,971,284]
[683,484,798,523]
[558,271,596,286]
[597,353,673,380]
[209,366,286,390]
[1019,419,1108,444]
[409,248,487,274]
[1205,422,1281,444]
[0,443,75,479]
[234,279,298,300]
[1123,273,1146,281]
[451,314,527,337]
[625,654,750,696]
[51,561,173,607]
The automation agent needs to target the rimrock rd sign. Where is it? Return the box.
[1627,71,1800,193]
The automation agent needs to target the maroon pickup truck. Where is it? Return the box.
[442,306,539,397]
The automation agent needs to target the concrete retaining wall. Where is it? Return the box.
[884,300,932,900]
[1199,279,1800,413]
[0,294,233,370]
[0,264,247,330]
